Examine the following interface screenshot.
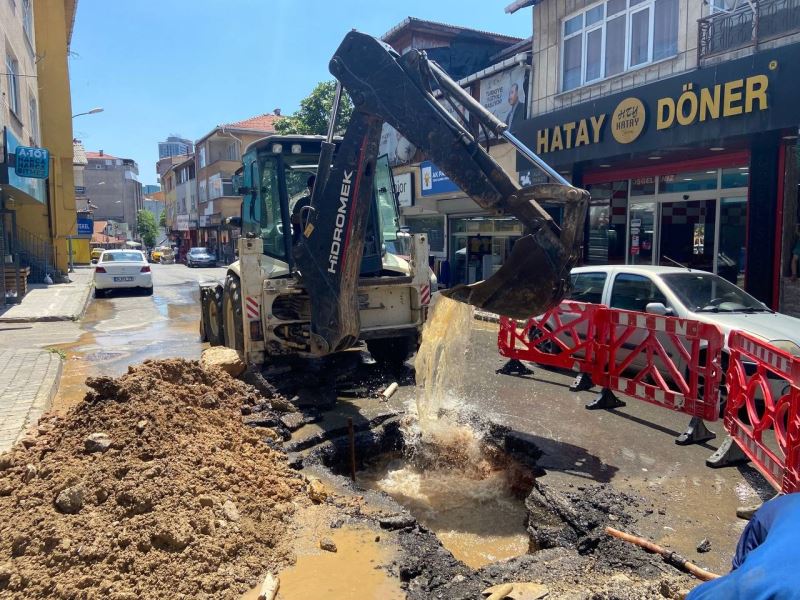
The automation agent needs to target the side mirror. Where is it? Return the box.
[225,216,242,228]
[645,302,673,316]
[91,259,98,265]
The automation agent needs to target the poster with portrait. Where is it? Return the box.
[478,64,527,135]
[379,124,417,166]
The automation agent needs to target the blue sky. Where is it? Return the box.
[69,0,532,186]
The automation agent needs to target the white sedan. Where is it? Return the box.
[93,250,153,297]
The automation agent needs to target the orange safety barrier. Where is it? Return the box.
[599,309,724,421]
[497,301,603,378]
[497,303,724,421]
[724,331,800,493]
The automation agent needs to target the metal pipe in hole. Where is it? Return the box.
[347,417,356,482]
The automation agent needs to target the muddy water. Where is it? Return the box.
[361,456,529,569]
[52,287,205,413]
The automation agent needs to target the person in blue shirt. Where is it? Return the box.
[687,493,800,599]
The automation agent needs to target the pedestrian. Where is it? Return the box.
[686,493,800,599]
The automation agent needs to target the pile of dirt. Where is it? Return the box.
[0,359,308,599]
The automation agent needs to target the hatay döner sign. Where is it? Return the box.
[534,74,769,155]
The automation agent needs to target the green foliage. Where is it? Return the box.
[159,209,166,228]
[137,209,159,249]
[275,81,354,136]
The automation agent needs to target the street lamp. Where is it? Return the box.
[72,107,104,118]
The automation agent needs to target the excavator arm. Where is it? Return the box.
[294,31,589,356]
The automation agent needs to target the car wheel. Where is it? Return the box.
[93,287,104,298]
[223,273,244,353]
[143,287,153,296]
[201,286,225,346]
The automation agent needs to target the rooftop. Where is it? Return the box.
[382,16,522,45]
[220,113,282,132]
[86,151,119,160]
[73,140,87,166]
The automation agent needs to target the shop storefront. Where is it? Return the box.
[513,42,800,307]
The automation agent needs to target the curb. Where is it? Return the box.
[0,281,94,324]
[10,351,63,448]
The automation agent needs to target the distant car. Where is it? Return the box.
[90,248,105,263]
[186,247,216,268]
[150,246,170,263]
[93,250,152,297]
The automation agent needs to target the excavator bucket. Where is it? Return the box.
[440,183,590,320]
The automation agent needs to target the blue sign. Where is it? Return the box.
[2,128,46,202]
[14,146,50,179]
[420,161,460,197]
[77,217,94,237]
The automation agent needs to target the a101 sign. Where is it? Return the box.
[14,146,50,179]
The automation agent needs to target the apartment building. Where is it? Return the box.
[194,113,279,262]
[508,0,800,310]
[83,150,143,236]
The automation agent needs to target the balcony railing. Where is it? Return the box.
[699,0,800,60]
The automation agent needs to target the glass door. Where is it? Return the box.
[658,198,717,272]
[628,200,655,265]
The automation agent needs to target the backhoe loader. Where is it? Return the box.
[200,31,589,368]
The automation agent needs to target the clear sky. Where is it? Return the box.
[68,0,532,186]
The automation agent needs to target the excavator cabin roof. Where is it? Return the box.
[244,133,343,156]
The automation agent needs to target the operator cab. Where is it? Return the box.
[238,134,402,276]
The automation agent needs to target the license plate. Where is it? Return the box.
[113,276,134,282]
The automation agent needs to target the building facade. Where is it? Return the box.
[379,18,530,288]
[158,135,193,160]
[0,0,78,291]
[194,113,279,262]
[507,0,800,312]
[83,151,143,237]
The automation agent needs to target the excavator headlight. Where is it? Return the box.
[271,143,283,154]
[291,144,302,154]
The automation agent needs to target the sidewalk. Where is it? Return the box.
[0,348,62,452]
[0,266,94,323]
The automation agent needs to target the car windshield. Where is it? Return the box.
[661,272,769,313]
[190,248,209,255]
[101,252,143,263]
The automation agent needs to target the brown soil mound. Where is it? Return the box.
[0,359,308,600]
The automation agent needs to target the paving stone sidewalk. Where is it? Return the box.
[0,348,62,453]
[0,267,94,322]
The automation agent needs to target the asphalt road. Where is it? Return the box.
[392,318,774,574]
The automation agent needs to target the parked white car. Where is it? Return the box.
[93,250,153,297]
[567,265,800,358]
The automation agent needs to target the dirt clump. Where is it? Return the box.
[0,359,308,599]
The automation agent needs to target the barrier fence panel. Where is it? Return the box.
[725,331,800,493]
[497,301,603,377]
[597,309,724,421]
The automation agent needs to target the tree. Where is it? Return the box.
[159,209,166,229]
[137,209,159,249]
[275,80,354,136]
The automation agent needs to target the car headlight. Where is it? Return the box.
[769,339,800,357]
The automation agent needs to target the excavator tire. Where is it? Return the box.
[222,273,244,353]
[201,285,224,346]
[367,336,415,368]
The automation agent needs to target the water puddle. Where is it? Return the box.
[360,454,530,569]
[242,526,403,600]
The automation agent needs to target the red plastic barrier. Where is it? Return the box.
[599,309,724,421]
[497,301,603,378]
[725,331,800,493]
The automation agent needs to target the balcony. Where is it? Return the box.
[698,0,800,60]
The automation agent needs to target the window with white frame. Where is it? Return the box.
[5,53,20,116]
[561,0,678,92]
[22,0,33,46]
[28,95,38,144]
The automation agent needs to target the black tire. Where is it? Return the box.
[143,287,153,296]
[201,286,224,346]
[223,273,244,353]
[367,336,415,367]
[93,287,104,298]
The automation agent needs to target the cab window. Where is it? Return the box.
[568,272,606,304]
[259,158,286,259]
[610,273,668,312]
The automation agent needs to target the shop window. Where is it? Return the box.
[568,272,607,304]
[405,216,445,253]
[630,176,656,196]
[561,0,678,92]
[658,170,718,193]
[721,167,749,189]
[586,180,627,265]
[610,273,667,312]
